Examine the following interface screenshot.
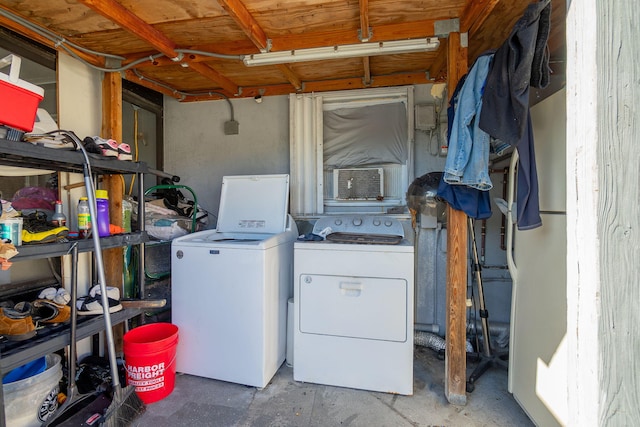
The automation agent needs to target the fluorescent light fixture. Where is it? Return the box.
[243,37,440,66]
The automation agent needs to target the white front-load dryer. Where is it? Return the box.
[293,215,414,395]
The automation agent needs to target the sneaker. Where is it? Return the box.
[31,299,71,325]
[0,303,36,341]
[117,143,132,161]
[22,226,69,244]
[38,287,71,305]
[92,137,119,157]
[21,212,69,244]
[77,285,123,315]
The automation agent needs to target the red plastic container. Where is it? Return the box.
[123,323,179,404]
[0,55,44,132]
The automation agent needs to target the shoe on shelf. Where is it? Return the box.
[24,133,76,150]
[0,303,36,341]
[31,299,71,325]
[38,287,71,305]
[21,212,69,244]
[77,285,123,316]
[117,143,132,161]
[92,137,119,158]
[22,226,69,244]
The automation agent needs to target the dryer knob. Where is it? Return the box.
[334,219,343,226]
[352,218,362,226]
[373,219,381,226]
[384,220,393,227]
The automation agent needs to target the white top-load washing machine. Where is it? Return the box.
[293,215,414,395]
[171,174,298,388]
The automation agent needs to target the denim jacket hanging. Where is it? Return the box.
[443,53,494,191]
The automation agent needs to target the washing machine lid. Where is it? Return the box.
[217,174,290,234]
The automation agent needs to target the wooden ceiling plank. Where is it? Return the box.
[359,0,371,42]
[276,65,303,91]
[76,1,243,94]
[0,12,105,67]
[217,0,269,51]
[77,0,180,59]
[188,61,240,95]
[460,0,501,35]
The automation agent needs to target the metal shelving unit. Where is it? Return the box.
[0,138,149,426]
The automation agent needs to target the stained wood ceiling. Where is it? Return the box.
[0,0,565,102]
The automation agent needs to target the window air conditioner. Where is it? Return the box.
[333,168,384,200]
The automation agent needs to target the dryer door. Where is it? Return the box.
[298,274,408,342]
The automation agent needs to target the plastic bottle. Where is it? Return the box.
[77,197,91,238]
[51,200,67,227]
[95,190,111,237]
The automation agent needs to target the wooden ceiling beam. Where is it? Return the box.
[77,0,180,60]
[362,57,372,86]
[185,83,295,101]
[359,0,371,42]
[428,38,449,82]
[124,69,184,99]
[460,0,501,35]
[188,62,240,95]
[213,1,305,93]
[134,69,435,102]
[78,0,243,95]
[217,0,269,51]
[276,65,303,91]
[302,71,433,93]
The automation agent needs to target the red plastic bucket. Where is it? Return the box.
[123,323,179,404]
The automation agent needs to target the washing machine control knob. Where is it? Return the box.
[384,220,393,227]
[373,219,381,226]
[334,219,343,226]
[352,218,362,226]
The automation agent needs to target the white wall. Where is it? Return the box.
[164,95,290,225]
[57,53,102,136]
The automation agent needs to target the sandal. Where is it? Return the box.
[77,285,123,315]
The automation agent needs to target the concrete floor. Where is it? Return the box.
[132,346,533,427]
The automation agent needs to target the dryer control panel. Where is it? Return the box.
[312,215,404,238]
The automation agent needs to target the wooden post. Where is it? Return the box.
[444,31,468,406]
[101,71,125,349]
